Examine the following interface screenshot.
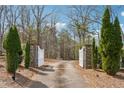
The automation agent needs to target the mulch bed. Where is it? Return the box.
[73,61,124,88]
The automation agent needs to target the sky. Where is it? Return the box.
[2,5,124,34]
[45,5,69,31]
[45,5,124,32]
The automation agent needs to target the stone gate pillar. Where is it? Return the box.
[30,43,44,67]
[85,44,92,69]
[30,44,38,67]
[79,44,92,69]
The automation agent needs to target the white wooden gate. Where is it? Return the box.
[79,47,86,68]
[38,46,44,67]
[79,48,83,67]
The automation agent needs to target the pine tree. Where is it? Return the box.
[111,17,123,74]
[95,46,98,67]
[24,41,30,69]
[92,38,98,69]
[3,25,22,73]
[100,8,123,75]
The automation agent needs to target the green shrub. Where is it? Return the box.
[24,41,30,69]
[3,25,22,73]
[121,49,124,67]
[98,50,102,69]
[100,8,123,75]
[92,38,98,69]
[6,52,19,73]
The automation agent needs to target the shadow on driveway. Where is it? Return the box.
[29,68,48,76]
[15,73,48,88]
[36,65,55,72]
[113,74,124,80]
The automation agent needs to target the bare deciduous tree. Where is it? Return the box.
[67,6,102,48]
[0,5,6,55]
[5,6,20,28]
[31,5,54,45]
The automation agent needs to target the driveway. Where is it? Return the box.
[30,60,88,88]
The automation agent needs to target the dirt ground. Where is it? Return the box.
[0,55,124,88]
[74,61,124,88]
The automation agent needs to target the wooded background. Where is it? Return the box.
[0,6,123,60]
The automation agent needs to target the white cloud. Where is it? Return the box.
[120,24,123,27]
[96,29,100,32]
[46,23,51,26]
[121,11,124,16]
[55,22,66,31]
[120,24,124,32]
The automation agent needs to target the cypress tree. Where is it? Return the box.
[92,38,97,69]
[3,25,22,73]
[111,17,123,74]
[92,38,98,69]
[95,46,98,67]
[100,8,123,75]
[24,41,30,69]
[100,8,112,75]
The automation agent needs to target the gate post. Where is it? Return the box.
[79,44,92,69]
[30,43,44,67]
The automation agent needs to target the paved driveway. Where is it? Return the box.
[29,60,88,88]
